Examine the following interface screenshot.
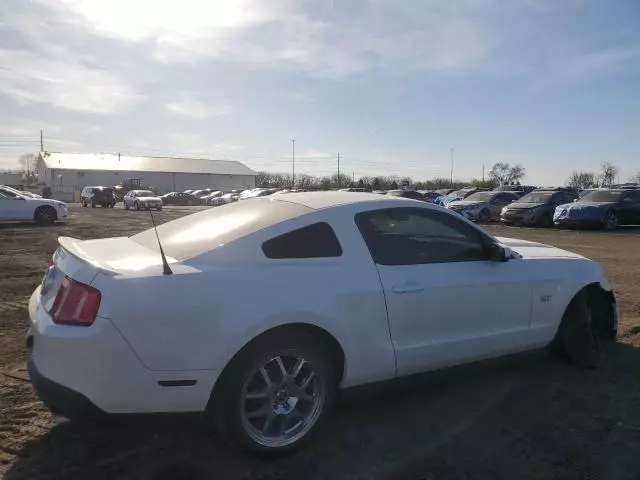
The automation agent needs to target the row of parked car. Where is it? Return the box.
[361,184,640,230]
[79,182,640,230]
[440,186,640,230]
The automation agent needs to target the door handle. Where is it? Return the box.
[392,283,425,294]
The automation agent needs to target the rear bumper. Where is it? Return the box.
[27,351,103,420]
[28,286,216,415]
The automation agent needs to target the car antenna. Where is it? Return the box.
[148,209,173,275]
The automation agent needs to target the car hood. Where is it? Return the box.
[31,198,66,207]
[448,200,487,208]
[496,237,586,260]
[557,201,614,210]
[505,202,545,210]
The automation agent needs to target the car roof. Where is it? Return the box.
[270,191,413,210]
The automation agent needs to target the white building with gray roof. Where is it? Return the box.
[36,152,256,201]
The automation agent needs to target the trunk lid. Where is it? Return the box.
[57,236,178,275]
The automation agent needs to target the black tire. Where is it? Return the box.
[91,201,96,208]
[125,202,130,211]
[554,291,606,368]
[34,206,56,225]
[134,201,140,211]
[156,206,162,211]
[477,208,491,224]
[82,200,87,207]
[210,330,338,456]
[602,210,617,231]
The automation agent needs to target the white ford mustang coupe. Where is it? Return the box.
[27,192,617,454]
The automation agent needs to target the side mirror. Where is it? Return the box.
[488,243,509,262]
[573,198,578,202]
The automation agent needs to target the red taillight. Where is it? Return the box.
[50,276,101,326]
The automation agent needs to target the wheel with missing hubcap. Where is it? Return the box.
[602,211,617,231]
[211,331,337,455]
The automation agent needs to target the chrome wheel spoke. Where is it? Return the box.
[245,405,271,419]
[291,358,305,379]
[241,353,324,448]
[275,356,288,379]
[260,366,273,387]
[300,370,315,390]
[262,411,277,434]
[243,389,269,401]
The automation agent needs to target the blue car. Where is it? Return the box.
[553,188,640,230]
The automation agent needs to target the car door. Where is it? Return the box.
[618,190,640,224]
[0,189,31,220]
[355,207,534,376]
[489,193,516,219]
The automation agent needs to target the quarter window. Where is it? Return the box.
[355,208,488,266]
[262,222,342,259]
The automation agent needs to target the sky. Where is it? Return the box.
[1,0,639,184]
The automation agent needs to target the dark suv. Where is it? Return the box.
[500,189,578,227]
[81,186,116,208]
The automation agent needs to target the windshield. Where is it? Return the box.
[519,192,553,203]
[464,192,493,202]
[450,189,472,198]
[136,190,155,197]
[579,190,622,203]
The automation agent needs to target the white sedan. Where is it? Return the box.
[0,185,68,224]
[27,192,617,454]
[123,189,162,210]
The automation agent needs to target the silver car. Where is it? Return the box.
[446,191,519,223]
[123,190,163,211]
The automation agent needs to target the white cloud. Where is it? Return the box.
[0,49,142,114]
[47,0,513,76]
[166,97,234,120]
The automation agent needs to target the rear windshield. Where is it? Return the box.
[132,198,312,260]
[464,192,493,201]
[519,192,553,203]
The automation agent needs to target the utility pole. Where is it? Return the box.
[291,139,296,188]
[450,147,454,188]
[40,129,44,151]
[352,171,355,186]
[337,152,340,188]
[482,164,485,183]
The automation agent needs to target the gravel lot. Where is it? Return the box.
[1,204,639,480]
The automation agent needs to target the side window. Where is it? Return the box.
[551,193,563,204]
[625,190,640,201]
[355,208,488,266]
[262,222,342,259]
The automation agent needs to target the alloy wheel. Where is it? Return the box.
[240,354,324,448]
[604,212,617,230]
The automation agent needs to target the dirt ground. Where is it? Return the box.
[1,205,639,480]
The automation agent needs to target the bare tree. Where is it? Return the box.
[294,173,315,190]
[488,162,526,185]
[19,153,37,172]
[598,162,619,187]
[488,162,511,185]
[565,171,595,190]
[254,171,271,188]
[507,164,526,184]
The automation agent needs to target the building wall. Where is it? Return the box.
[40,165,255,201]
